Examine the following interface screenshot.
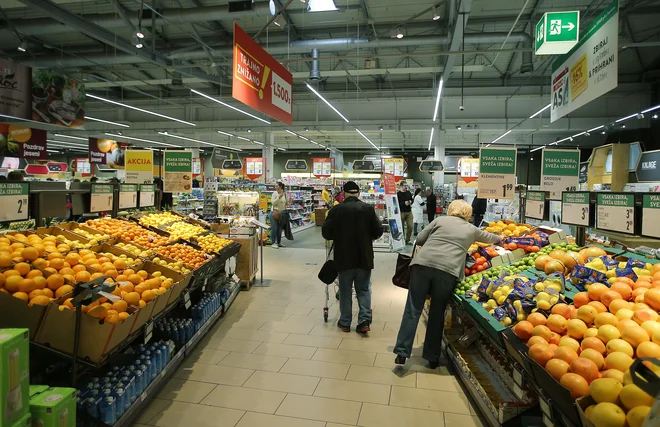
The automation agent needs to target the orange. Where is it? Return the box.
[4,269,22,278]
[47,252,63,261]
[101,262,114,272]
[56,244,70,253]
[63,274,76,284]
[529,344,554,367]
[46,274,65,290]
[18,278,39,293]
[570,357,600,384]
[90,272,104,280]
[88,263,102,271]
[141,290,155,302]
[75,271,92,284]
[118,312,130,320]
[31,244,45,256]
[128,274,142,285]
[12,292,29,302]
[560,373,590,399]
[10,243,24,251]
[0,253,13,268]
[29,295,50,306]
[161,282,171,290]
[120,283,134,293]
[97,257,111,265]
[112,300,128,313]
[41,288,53,298]
[123,292,140,305]
[28,289,44,300]
[49,258,65,270]
[138,300,147,308]
[14,262,30,276]
[116,274,128,282]
[72,264,87,274]
[63,298,74,309]
[104,269,118,279]
[20,247,38,261]
[113,259,127,270]
[59,267,74,277]
[55,284,73,298]
[42,267,57,275]
[137,270,148,280]
[87,305,108,319]
[573,292,590,308]
[4,276,21,292]
[26,269,43,279]
[134,284,148,295]
[104,314,120,324]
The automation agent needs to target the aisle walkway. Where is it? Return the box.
[134,229,482,427]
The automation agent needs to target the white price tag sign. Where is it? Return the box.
[641,194,660,238]
[0,183,29,222]
[525,191,546,220]
[90,184,114,213]
[562,191,591,227]
[596,193,636,235]
[139,184,155,207]
[183,291,191,309]
[119,184,138,209]
[271,71,292,114]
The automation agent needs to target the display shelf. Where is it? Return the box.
[291,223,315,234]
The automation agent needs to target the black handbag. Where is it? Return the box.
[318,244,338,284]
[392,253,412,289]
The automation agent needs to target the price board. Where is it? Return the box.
[596,193,637,235]
[561,191,594,227]
[245,157,264,180]
[285,159,308,170]
[419,160,444,172]
[541,148,580,200]
[0,183,29,222]
[353,160,375,171]
[139,184,155,208]
[222,160,242,170]
[119,184,138,209]
[312,158,332,177]
[478,147,517,199]
[641,193,660,239]
[526,191,549,220]
[90,184,114,213]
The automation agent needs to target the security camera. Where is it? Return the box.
[459,105,465,111]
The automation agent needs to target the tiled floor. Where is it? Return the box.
[136,229,483,427]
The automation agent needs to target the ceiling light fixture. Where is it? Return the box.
[273,15,286,27]
[134,29,145,39]
[105,133,179,147]
[622,124,626,128]
[298,135,309,141]
[131,37,143,49]
[428,127,435,150]
[247,128,252,133]
[396,27,404,39]
[636,113,645,120]
[642,105,660,114]
[277,147,286,152]
[217,130,234,137]
[85,116,131,128]
[530,145,545,152]
[378,126,384,131]
[236,136,251,141]
[305,83,350,123]
[17,41,27,52]
[432,78,444,121]
[88,94,196,126]
[190,89,271,124]
[46,139,87,148]
[431,6,440,21]
[47,149,60,153]
[157,132,242,151]
[285,129,297,136]
[572,132,586,138]
[304,127,309,131]
[355,128,380,151]
[601,130,606,134]
[615,113,637,123]
[653,114,658,119]
[588,125,605,132]
[456,125,462,130]
[529,103,551,119]
[54,134,88,141]
[252,140,265,146]
[487,129,512,146]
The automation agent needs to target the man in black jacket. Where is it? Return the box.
[322,181,384,333]
[426,188,437,224]
[397,182,413,245]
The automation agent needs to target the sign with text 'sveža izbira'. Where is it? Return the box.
[125,150,154,184]
[596,192,636,235]
[139,184,155,208]
[163,150,193,193]
[541,148,580,200]
[232,23,293,125]
[119,184,138,209]
[561,191,593,227]
[535,11,580,55]
[641,194,660,239]
[478,148,517,199]
[0,182,29,222]
[526,191,548,221]
[90,184,114,213]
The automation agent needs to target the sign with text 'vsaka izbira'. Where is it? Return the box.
[478,148,517,199]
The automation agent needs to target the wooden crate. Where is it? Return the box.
[232,234,259,288]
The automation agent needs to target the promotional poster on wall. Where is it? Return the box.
[0,124,47,160]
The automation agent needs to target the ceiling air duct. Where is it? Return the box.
[309,48,321,80]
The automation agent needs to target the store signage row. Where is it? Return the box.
[635,149,660,182]
[540,148,580,200]
[550,0,619,122]
[477,147,517,199]
[0,124,47,160]
[119,184,138,209]
[285,159,308,170]
[419,160,444,172]
[561,191,594,227]
[89,183,155,213]
[163,150,193,193]
[363,155,382,171]
[0,59,86,129]
[535,11,580,55]
[458,158,479,183]
[312,158,332,178]
[232,23,293,125]
[90,183,114,213]
[526,191,549,221]
[125,150,154,184]
[0,182,29,222]
[245,157,264,180]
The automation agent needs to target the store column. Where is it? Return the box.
[432,127,446,188]
[263,132,274,180]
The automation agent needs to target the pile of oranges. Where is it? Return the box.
[76,249,140,274]
[156,244,210,270]
[86,218,171,248]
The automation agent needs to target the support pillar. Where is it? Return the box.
[433,128,446,189]
[263,132,275,180]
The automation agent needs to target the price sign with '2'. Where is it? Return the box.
[0,183,29,222]
[596,193,637,235]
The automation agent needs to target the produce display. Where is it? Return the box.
[68,227,112,242]
[194,233,234,254]
[86,218,171,248]
[115,241,153,258]
[164,222,206,240]
[8,232,93,254]
[484,221,532,237]
[76,249,141,272]
[151,257,192,275]
[138,212,181,228]
[156,244,211,269]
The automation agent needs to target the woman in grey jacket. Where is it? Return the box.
[393,200,500,368]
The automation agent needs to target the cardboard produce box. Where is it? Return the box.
[0,292,47,340]
[232,234,258,283]
[138,261,190,309]
[30,386,76,427]
[0,329,30,427]
[315,208,327,226]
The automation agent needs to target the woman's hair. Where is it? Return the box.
[276,182,285,190]
[447,200,473,221]
[414,188,422,197]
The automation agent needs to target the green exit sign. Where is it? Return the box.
[535,11,580,55]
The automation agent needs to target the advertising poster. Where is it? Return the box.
[458,158,480,183]
[232,23,293,125]
[125,150,154,184]
[541,149,580,200]
[119,184,138,209]
[550,0,618,122]
[164,150,193,193]
[312,158,332,178]
[139,184,155,208]
[31,70,85,128]
[0,124,47,160]
[90,184,114,213]
[383,158,405,182]
[478,148,517,199]
[384,173,405,251]
[0,182,29,222]
[0,59,31,120]
[89,138,125,166]
[245,157,264,180]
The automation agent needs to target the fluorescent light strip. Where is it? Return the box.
[190,89,271,124]
[285,130,298,136]
[588,125,605,132]
[252,140,265,146]
[47,149,61,153]
[157,132,242,151]
[488,130,512,146]
[428,127,435,150]
[641,105,660,114]
[355,128,380,151]
[432,79,444,122]
[529,103,551,119]
[530,145,545,152]
[87,93,196,126]
[572,131,587,138]
[305,83,350,123]
[54,134,88,141]
[236,136,250,141]
[298,136,309,141]
[217,130,234,137]
[550,137,571,146]
[277,147,287,152]
[105,133,179,147]
[46,139,87,148]
[309,140,319,145]
[615,113,637,123]
[85,116,131,128]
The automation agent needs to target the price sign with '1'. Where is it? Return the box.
[478,147,517,199]
[90,184,114,213]
[596,193,636,235]
[526,191,548,220]
[641,194,660,239]
[561,191,593,227]
[0,183,29,222]
[139,184,155,208]
[119,184,138,209]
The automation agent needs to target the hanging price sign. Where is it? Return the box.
[526,191,549,220]
[641,193,660,239]
[596,193,637,235]
[90,184,114,213]
[478,147,517,199]
[458,158,479,183]
[0,183,29,222]
[139,184,155,208]
[312,158,332,177]
[382,158,405,182]
[561,191,593,227]
[119,184,138,209]
[245,157,264,180]
[541,148,580,200]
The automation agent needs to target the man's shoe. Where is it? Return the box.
[272,244,279,249]
[394,355,407,365]
[356,322,371,334]
[337,323,351,333]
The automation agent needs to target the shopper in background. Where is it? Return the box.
[321,186,331,208]
[270,182,288,249]
[154,178,173,210]
[411,188,425,236]
[426,188,437,224]
[393,200,500,368]
[7,171,24,181]
[472,196,487,227]
[90,177,98,183]
[333,186,344,204]
[397,182,413,244]
[322,181,384,333]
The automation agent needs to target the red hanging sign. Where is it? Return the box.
[0,124,47,160]
[312,157,332,178]
[232,23,293,125]
[244,157,264,180]
[383,173,397,195]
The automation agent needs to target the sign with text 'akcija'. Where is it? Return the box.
[125,150,153,184]
[478,148,517,199]
[541,149,580,200]
[232,23,293,125]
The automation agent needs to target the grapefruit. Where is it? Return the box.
[597,324,621,344]
[636,341,660,358]
[606,339,635,358]
[570,357,600,384]
[554,346,579,365]
[573,292,590,308]
[560,373,590,399]
[594,312,619,328]
[513,321,533,341]
[529,344,554,367]
[601,369,625,384]
[589,402,626,427]
[588,283,608,301]
[567,319,588,339]
[590,378,623,403]
[622,326,650,347]
[581,337,606,355]
[619,384,654,411]
[577,305,598,325]
[580,348,605,370]
[545,358,570,381]
[605,352,634,372]
[547,314,567,334]
[627,406,651,427]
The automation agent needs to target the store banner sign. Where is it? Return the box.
[90,184,114,213]
[0,182,29,222]
[245,157,264,180]
[211,148,229,169]
[312,158,332,177]
[139,184,155,208]
[596,192,636,235]
[541,148,580,200]
[550,0,619,123]
[383,173,405,251]
[535,11,580,55]
[232,23,293,125]
[641,194,660,239]
[32,70,85,128]
[163,150,193,193]
[193,158,201,175]
[579,162,589,184]
[478,148,517,199]
[635,150,660,182]
[89,138,125,166]
[383,158,404,182]
[562,191,594,227]
[0,124,47,159]
[119,184,138,209]
[0,59,31,120]
[125,150,154,184]
[285,159,308,170]
[458,158,479,183]
[363,155,382,171]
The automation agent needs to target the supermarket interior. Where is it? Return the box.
[1,0,660,426]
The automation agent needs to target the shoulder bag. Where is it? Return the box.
[318,243,338,284]
[392,253,412,289]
